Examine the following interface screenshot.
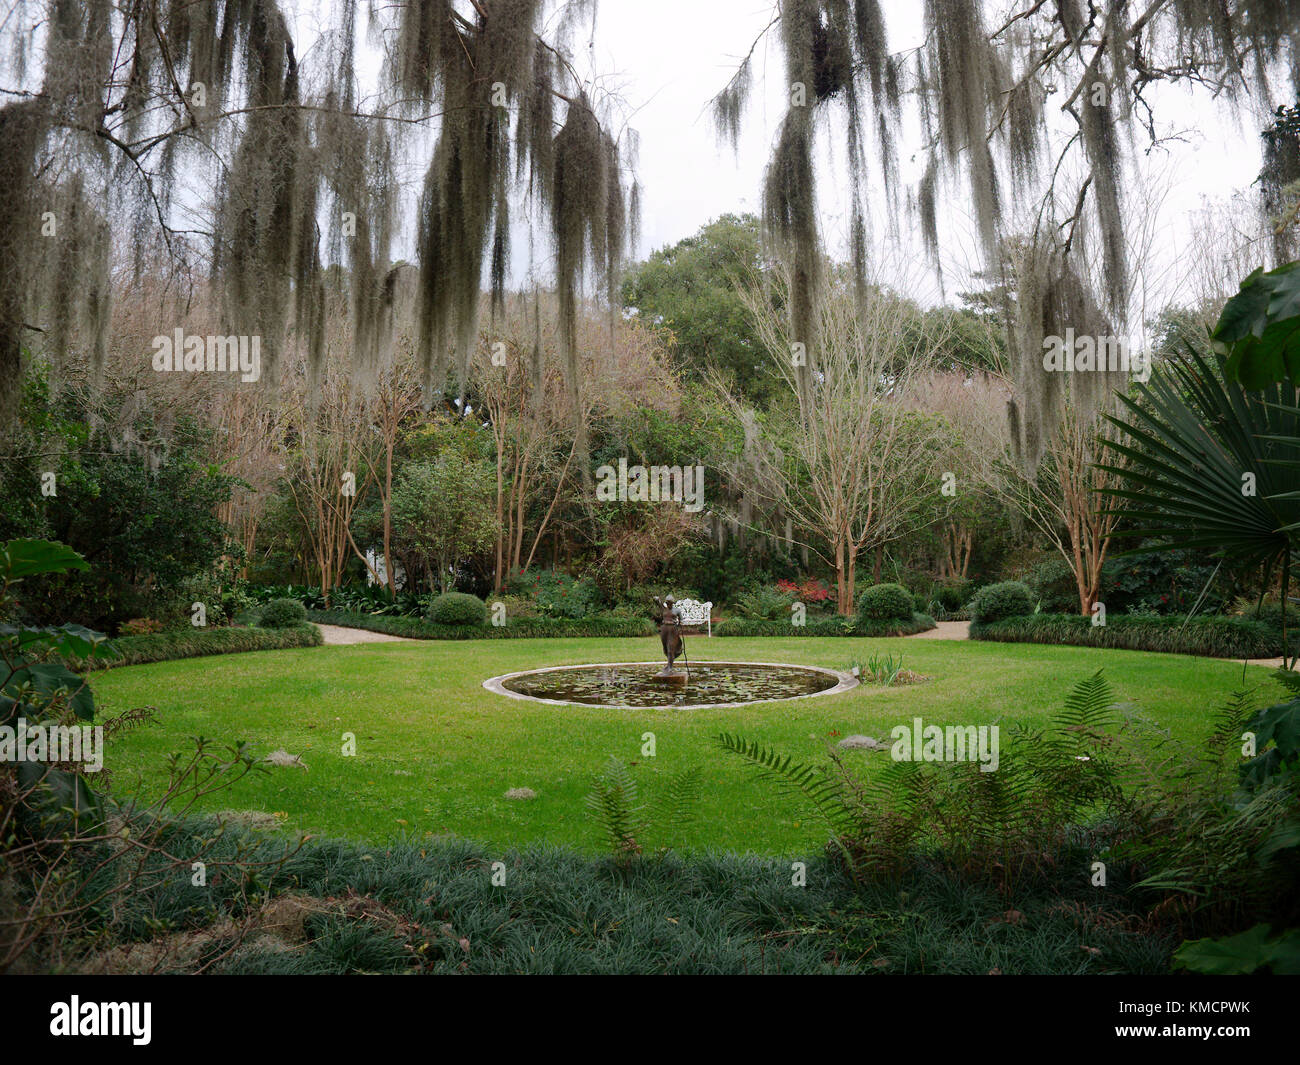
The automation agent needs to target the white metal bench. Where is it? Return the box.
[676,597,713,637]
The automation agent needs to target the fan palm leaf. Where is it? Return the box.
[1097,349,1300,571]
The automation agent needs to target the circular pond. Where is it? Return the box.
[483,661,857,709]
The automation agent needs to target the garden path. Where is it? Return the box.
[314,624,410,645]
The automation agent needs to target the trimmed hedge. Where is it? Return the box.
[307,610,655,640]
[72,623,322,670]
[714,613,936,638]
[260,597,308,628]
[969,612,1294,659]
[970,581,1035,625]
[427,591,488,626]
[856,582,914,623]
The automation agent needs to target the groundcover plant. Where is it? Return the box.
[2,0,1299,1041]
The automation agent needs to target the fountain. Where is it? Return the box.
[483,591,858,709]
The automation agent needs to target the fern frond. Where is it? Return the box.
[1057,669,1117,731]
[653,765,702,837]
[715,732,859,842]
[583,756,645,858]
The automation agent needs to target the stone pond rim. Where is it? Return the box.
[482,661,859,710]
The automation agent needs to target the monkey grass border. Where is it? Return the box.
[482,660,859,710]
[306,609,655,640]
[71,623,323,670]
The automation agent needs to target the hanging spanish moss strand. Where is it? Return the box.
[0,1,636,423]
[400,1,627,412]
[1079,88,1128,318]
[553,91,609,471]
[706,0,1296,386]
[1006,229,1120,475]
[323,3,397,394]
[763,107,821,410]
[923,0,1004,258]
[0,0,115,414]
[212,0,305,387]
[731,0,900,412]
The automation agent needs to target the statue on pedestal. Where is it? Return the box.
[652,594,685,679]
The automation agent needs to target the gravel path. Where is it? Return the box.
[314,623,410,645]
[907,620,971,640]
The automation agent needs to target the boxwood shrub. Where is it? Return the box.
[856,582,914,622]
[969,581,1034,625]
[427,592,488,627]
[260,598,308,629]
[969,612,1294,659]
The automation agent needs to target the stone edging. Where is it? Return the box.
[482,660,859,710]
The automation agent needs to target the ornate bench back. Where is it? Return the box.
[675,598,713,633]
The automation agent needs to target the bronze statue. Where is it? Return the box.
[653,594,685,677]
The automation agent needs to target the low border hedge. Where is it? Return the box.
[307,610,655,640]
[74,623,323,670]
[969,613,1294,659]
[714,613,936,638]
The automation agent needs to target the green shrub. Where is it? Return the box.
[1026,557,1078,614]
[734,585,796,620]
[969,581,1034,625]
[247,584,330,609]
[856,582,913,622]
[427,592,488,627]
[119,617,163,636]
[856,612,936,637]
[497,593,540,619]
[506,571,601,619]
[928,579,971,613]
[1027,549,1231,617]
[969,612,1294,658]
[1235,596,1300,631]
[308,609,653,640]
[714,613,935,638]
[260,598,308,629]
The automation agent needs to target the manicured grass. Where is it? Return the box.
[89,635,1284,856]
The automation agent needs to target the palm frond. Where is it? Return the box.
[1099,348,1300,568]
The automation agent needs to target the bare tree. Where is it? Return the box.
[282,363,376,601]
[723,274,952,615]
[472,293,678,590]
[908,370,1011,581]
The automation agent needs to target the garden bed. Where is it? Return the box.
[306,609,655,640]
[71,623,323,670]
[969,612,1294,659]
[715,613,937,638]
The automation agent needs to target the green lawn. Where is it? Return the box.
[89,635,1283,856]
